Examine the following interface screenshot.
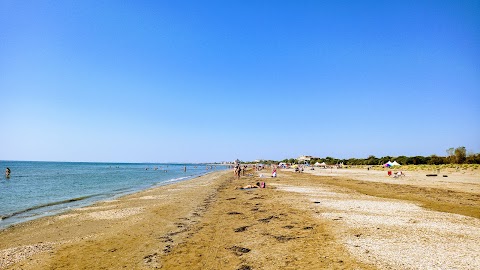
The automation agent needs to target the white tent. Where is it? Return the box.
[314,162,327,167]
[391,161,401,166]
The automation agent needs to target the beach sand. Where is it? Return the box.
[1,167,479,269]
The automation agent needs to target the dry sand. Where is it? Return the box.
[300,167,479,194]
[1,167,479,269]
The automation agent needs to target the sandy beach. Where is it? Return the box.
[1,167,479,269]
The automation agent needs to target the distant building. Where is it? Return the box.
[297,155,313,162]
[297,155,320,165]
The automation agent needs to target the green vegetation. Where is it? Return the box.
[308,146,479,166]
[246,146,480,165]
[388,164,480,172]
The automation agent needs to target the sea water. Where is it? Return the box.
[0,161,226,229]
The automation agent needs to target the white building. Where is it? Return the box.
[297,155,313,162]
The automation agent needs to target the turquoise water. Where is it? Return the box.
[0,161,225,229]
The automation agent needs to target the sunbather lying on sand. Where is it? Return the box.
[236,184,258,190]
[235,182,266,190]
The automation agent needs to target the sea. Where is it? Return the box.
[0,161,227,230]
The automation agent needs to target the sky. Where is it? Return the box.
[1,0,479,163]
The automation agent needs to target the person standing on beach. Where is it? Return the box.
[234,164,241,179]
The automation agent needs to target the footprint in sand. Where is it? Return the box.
[258,215,278,223]
[229,246,251,256]
[272,235,299,243]
[234,226,249,232]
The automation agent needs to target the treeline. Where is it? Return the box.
[251,146,480,165]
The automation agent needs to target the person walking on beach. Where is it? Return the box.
[234,164,241,179]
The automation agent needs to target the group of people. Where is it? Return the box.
[233,164,249,179]
[232,162,278,189]
[294,166,304,173]
[233,164,241,179]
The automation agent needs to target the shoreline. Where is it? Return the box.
[0,170,232,269]
[0,170,217,231]
[1,167,479,269]
[0,162,225,230]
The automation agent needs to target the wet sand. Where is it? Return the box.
[1,167,479,269]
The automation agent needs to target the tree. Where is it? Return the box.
[396,156,409,165]
[366,155,378,165]
[466,153,480,164]
[379,156,392,165]
[408,156,427,165]
[446,147,455,163]
[279,150,480,166]
[428,155,445,165]
[324,157,334,164]
[454,146,467,164]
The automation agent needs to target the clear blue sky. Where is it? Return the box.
[1,0,479,163]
